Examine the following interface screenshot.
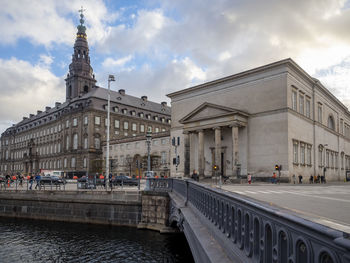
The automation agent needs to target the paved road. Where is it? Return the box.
[208,182,350,233]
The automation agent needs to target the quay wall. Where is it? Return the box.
[0,190,172,231]
[0,190,142,226]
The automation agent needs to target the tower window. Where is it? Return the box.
[84,86,89,93]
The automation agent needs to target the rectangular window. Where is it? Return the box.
[306,99,311,118]
[293,141,298,164]
[299,94,304,115]
[73,118,77,126]
[341,154,344,169]
[140,124,145,132]
[66,120,69,128]
[84,137,88,149]
[335,153,338,169]
[300,144,305,165]
[147,126,152,132]
[326,151,330,168]
[83,157,87,168]
[292,90,297,110]
[307,146,312,165]
[71,157,76,168]
[95,116,101,125]
[340,119,344,135]
[124,122,128,130]
[132,123,137,131]
[155,127,159,133]
[84,116,88,125]
[161,151,167,164]
[114,120,120,129]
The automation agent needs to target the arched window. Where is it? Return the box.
[68,85,72,98]
[66,135,70,150]
[84,137,88,149]
[94,136,100,149]
[84,85,89,93]
[328,115,335,130]
[73,133,78,150]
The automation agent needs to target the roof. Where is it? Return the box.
[83,87,171,115]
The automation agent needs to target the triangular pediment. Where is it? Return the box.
[180,102,248,124]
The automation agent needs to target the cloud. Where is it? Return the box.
[0,57,65,133]
[0,0,116,47]
[102,55,133,68]
[96,0,350,108]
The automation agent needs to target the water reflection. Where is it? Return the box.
[0,217,194,263]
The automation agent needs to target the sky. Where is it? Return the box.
[1,0,350,134]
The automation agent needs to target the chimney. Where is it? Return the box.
[29,114,34,118]
[45,106,51,111]
[161,101,167,106]
[55,102,61,107]
[141,96,148,102]
[23,117,28,120]
[118,89,125,95]
[37,110,42,115]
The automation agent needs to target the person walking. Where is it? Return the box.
[34,174,41,189]
[292,174,296,184]
[298,175,303,184]
[191,170,199,182]
[247,174,252,184]
[272,172,277,184]
[19,174,23,187]
[29,174,34,190]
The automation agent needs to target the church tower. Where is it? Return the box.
[65,8,96,101]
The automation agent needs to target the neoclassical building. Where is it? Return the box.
[168,58,350,182]
[102,131,171,178]
[0,13,170,176]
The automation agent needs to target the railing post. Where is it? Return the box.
[185,180,189,206]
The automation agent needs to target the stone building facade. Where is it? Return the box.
[0,13,171,177]
[168,58,350,182]
[102,132,171,178]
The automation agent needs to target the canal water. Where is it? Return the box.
[0,217,194,263]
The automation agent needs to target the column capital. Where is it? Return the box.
[197,129,204,133]
[212,126,221,130]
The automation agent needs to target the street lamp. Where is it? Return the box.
[106,74,115,190]
[322,144,328,183]
[145,131,153,190]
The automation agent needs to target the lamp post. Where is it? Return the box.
[323,144,328,183]
[145,131,152,190]
[106,74,115,190]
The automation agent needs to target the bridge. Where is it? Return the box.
[149,178,350,263]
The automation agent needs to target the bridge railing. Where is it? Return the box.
[148,178,350,263]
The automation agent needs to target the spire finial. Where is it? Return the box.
[78,6,86,25]
[76,6,86,36]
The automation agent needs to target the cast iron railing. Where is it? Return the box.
[147,178,350,263]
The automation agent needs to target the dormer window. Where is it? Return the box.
[139,112,144,118]
[122,109,127,114]
[146,114,151,120]
[154,116,159,121]
[131,110,136,116]
[113,107,119,113]
[161,118,165,123]
[167,119,171,124]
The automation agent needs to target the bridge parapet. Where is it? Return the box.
[148,178,350,263]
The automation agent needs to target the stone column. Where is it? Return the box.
[189,132,195,174]
[232,125,239,177]
[214,127,221,170]
[198,130,205,177]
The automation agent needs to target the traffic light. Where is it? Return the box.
[275,165,282,171]
[213,164,219,171]
[136,159,139,168]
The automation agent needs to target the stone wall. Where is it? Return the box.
[138,191,176,233]
[0,191,142,227]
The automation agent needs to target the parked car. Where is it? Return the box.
[39,176,66,186]
[112,175,138,186]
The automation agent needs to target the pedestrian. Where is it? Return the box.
[191,170,199,182]
[19,174,23,187]
[298,175,303,184]
[309,175,313,184]
[29,174,34,190]
[5,174,10,187]
[109,173,113,188]
[34,173,41,189]
[313,175,317,183]
[292,174,296,184]
[247,174,252,184]
[272,172,277,184]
